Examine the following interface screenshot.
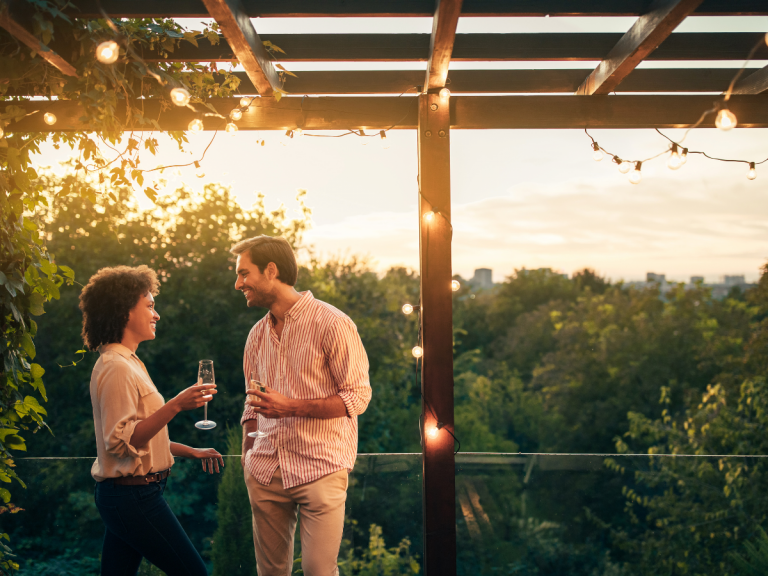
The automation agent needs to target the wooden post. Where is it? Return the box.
[418,91,456,576]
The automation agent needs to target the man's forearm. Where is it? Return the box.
[292,394,348,419]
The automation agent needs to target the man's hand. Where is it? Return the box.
[246,386,297,419]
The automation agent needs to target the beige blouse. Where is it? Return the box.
[90,343,174,481]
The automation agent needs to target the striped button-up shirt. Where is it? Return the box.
[241,291,372,489]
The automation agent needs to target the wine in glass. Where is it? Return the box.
[247,370,267,439]
[195,359,217,430]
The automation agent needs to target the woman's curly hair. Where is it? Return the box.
[79,265,160,351]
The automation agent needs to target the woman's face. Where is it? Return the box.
[124,292,160,344]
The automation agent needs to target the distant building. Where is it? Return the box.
[647,272,666,283]
[471,268,494,290]
[723,275,746,286]
[628,271,755,300]
[690,276,704,284]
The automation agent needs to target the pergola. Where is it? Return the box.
[3,0,768,573]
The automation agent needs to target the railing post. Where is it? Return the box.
[417,90,456,576]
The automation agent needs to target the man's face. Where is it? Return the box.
[234,252,278,309]
[124,292,160,342]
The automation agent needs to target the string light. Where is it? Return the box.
[170,87,190,107]
[715,108,737,131]
[0,126,4,139]
[43,112,57,126]
[225,122,238,135]
[423,211,435,222]
[239,97,252,108]
[439,88,450,100]
[96,40,119,64]
[294,128,304,138]
[426,421,444,439]
[592,142,603,162]
[281,129,294,146]
[451,280,460,292]
[188,118,204,132]
[379,130,389,149]
[747,162,757,180]
[402,303,414,315]
[667,143,683,170]
[681,148,688,165]
[412,346,424,358]
[629,161,642,184]
[194,160,205,178]
[229,108,243,121]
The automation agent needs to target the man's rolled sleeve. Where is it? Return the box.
[325,316,372,418]
[240,402,259,425]
[97,362,149,459]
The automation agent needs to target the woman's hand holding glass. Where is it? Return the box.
[169,381,217,412]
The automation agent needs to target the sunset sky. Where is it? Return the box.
[34,15,768,283]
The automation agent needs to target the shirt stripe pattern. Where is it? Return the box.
[241,291,372,489]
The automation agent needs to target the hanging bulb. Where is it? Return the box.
[618,160,632,174]
[402,303,414,315]
[170,87,190,107]
[194,161,205,179]
[239,96,252,108]
[43,112,57,126]
[667,143,682,170]
[629,161,642,184]
[423,211,435,222]
[281,129,294,146]
[294,127,303,138]
[426,423,443,439]
[229,108,243,121]
[225,122,238,135]
[451,280,460,292]
[439,88,450,100]
[96,40,119,64]
[681,148,688,165]
[188,118,204,132]
[747,162,757,180]
[715,108,737,131]
[379,130,390,149]
[0,126,4,139]
[412,346,424,358]
[592,142,603,162]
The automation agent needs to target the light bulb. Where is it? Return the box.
[592,142,603,162]
[229,108,243,121]
[402,303,414,315]
[423,211,435,222]
[294,128,303,138]
[747,162,757,180]
[765,31,768,47]
[451,280,460,292]
[618,161,631,174]
[0,126,4,138]
[426,426,440,439]
[629,162,642,185]
[715,108,737,131]
[96,40,119,64]
[681,148,688,165]
[667,144,682,170]
[281,129,294,146]
[188,118,204,132]
[170,87,190,107]
[194,161,205,179]
[225,122,238,135]
[43,112,57,125]
[412,346,424,358]
[439,88,450,100]
[239,96,252,108]
[379,130,390,149]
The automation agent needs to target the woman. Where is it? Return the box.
[80,265,223,576]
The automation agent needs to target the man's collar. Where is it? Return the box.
[100,343,139,361]
[270,291,314,324]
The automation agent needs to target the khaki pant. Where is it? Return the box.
[244,467,348,576]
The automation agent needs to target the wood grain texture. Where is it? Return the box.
[10,95,768,131]
[0,0,77,77]
[425,0,463,90]
[417,92,456,576]
[64,0,768,18]
[577,0,704,95]
[731,65,768,95]
[199,0,281,95]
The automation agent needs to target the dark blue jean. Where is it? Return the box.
[94,478,208,576]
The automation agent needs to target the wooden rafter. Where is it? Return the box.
[200,0,282,96]
[424,0,462,91]
[731,65,768,95]
[0,0,77,77]
[576,0,703,95]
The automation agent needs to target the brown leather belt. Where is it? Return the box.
[112,469,171,486]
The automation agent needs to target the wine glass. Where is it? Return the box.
[195,359,217,430]
[247,370,267,439]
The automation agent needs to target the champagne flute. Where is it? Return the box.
[195,359,217,430]
[247,370,267,439]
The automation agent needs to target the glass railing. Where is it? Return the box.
[6,453,765,574]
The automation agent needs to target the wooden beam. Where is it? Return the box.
[425,0,462,91]
[731,65,768,95]
[199,0,281,96]
[0,0,77,77]
[139,32,768,62]
[8,95,768,131]
[65,0,768,18]
[577,0,703,95]
[417,91,456,576]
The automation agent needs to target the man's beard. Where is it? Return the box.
[247,289,277,309]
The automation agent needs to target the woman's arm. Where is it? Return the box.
[170,441,224,473]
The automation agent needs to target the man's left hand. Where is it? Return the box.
[246,386,297,419]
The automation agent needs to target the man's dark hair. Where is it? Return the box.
[79,265,160,351]
[230,236,298,286]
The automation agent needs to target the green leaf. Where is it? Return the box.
[0,271,6,285]
[19,332,35,360]
[29,364,44,380]
[58,265,75,281]
[0,489,9,504]
[28,292,45,316]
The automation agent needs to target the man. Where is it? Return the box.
[231,235,372,576]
